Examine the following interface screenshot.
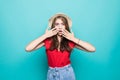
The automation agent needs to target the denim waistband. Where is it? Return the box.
[49,64,71,70]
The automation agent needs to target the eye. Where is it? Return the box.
[55,23,59,26]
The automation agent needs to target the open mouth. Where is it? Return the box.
[59,30,62,32]
[59,31,62,33]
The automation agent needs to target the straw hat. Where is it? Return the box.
[48,13,72,28]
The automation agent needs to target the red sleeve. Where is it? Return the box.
[69,41,75,49]
[43,38,51,49]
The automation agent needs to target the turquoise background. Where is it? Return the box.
[0,0,120,80]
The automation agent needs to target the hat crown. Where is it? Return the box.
[48,13,72,28]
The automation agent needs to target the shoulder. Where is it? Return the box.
[68,41,75,49]
[43,38,51,43]
[43,38,52,49]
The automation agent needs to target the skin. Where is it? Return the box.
[25,18,96,52]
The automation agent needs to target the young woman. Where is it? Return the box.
[25,13,96,80]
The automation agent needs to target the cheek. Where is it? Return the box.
[62,26,65,29]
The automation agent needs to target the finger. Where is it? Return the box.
[62,31,66,36]
[54,29,59,33]
[62,34,67,38]
[62,30,67,35]
[51,27,57,31]
[52,30,58,34]
[63,29,69,33]
[71,32,74,36]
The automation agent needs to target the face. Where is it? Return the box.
[54,18,66,36]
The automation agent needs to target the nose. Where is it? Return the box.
[58,26,63,31]
[59,25,62,28]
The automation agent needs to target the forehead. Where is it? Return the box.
[55,18,63,23]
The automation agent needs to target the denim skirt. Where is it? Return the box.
[47,64,75,80]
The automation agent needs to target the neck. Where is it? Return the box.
[57,35,63,43]
[57,35,63,51]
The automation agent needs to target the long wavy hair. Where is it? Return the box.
[49,16,72,52]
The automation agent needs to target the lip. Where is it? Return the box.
[59,31,62,32]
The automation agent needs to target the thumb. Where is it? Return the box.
[45,26,50,33]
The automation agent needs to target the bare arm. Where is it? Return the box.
[25,27,58,52]
[73,38,96,52]
[25,34,47,52]
[31,42,45,51]
[62,29,96,52]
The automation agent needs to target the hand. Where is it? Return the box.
[45,27,58,38]
[62,29,74,41]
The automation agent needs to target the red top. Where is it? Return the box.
[44,38,75,68]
